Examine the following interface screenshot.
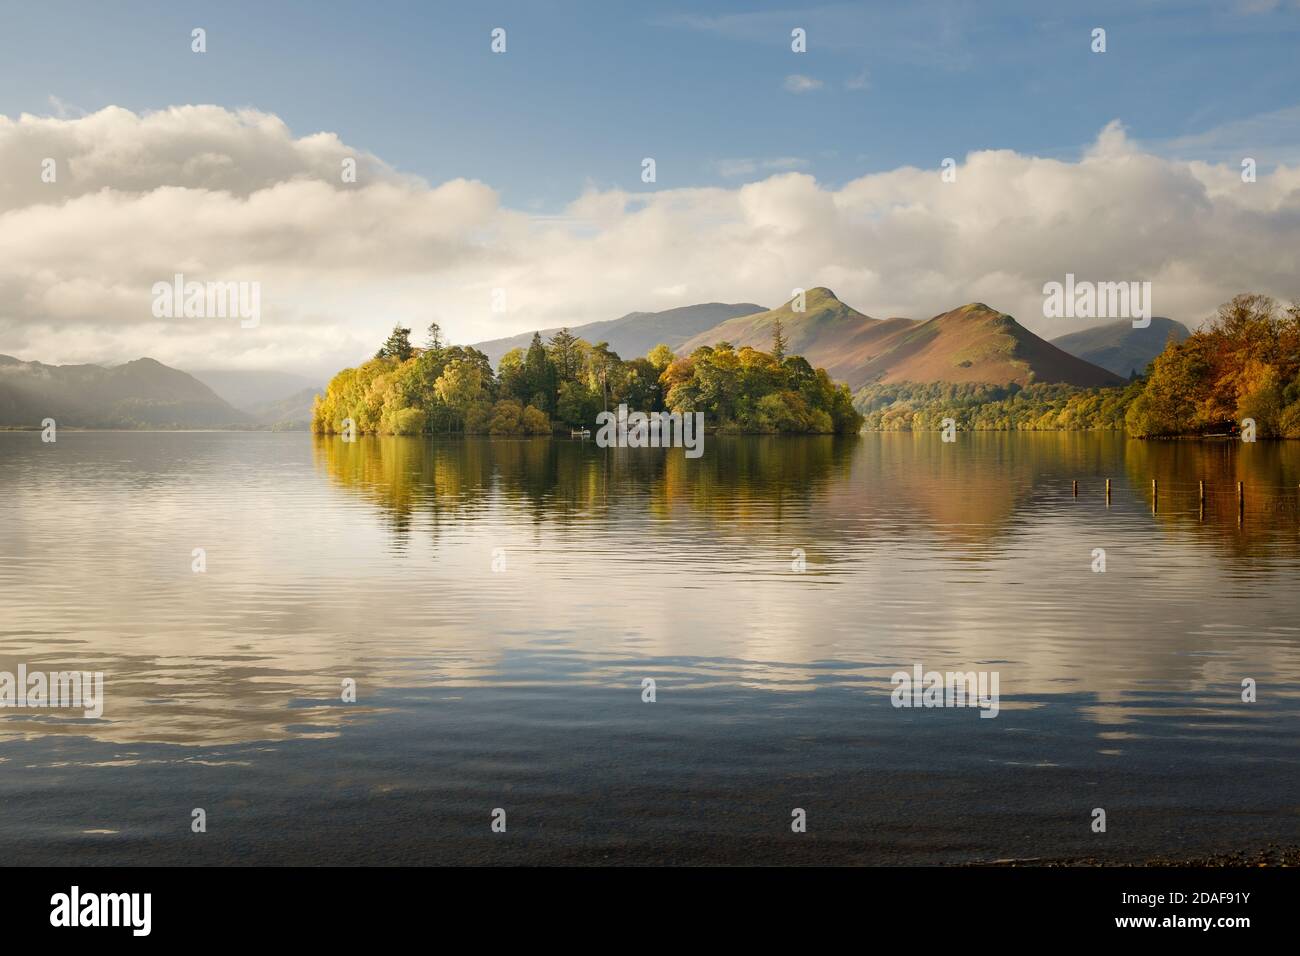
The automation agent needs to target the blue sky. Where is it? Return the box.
[5,0,1299,210]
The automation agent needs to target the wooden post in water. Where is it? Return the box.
[1105,478,1111,507]
[1198,480,1205,521]
[1152,478,1158,513]
[1072,480,1078,498]
[1238,481,1245,526]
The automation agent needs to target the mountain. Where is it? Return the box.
[679,287,899,387]
[0,355,252,428]
[1049,317,1190,379]
[681,288,1124,389]
[847,302,1125,388]
[472,301,767,367]
[187,369,323,408]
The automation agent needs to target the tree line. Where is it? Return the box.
[312,321,863,437]
[856,380,1142,432]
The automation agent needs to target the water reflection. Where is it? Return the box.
[1122,438,1300,559]
[313,432,1300,556]
[311,434,860,530]
[0,431,1297,863]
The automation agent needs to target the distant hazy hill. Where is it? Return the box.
[472,301,767,367]
[242,386,323,430]
[0,355,252,428]
[681,288,1123,389]
[188,368,323,408]
[1049,317,1190,378]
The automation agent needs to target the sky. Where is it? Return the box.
[1,0,1299,378]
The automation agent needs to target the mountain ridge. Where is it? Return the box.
[0,354,253,428]
[680,289,1123,388]
[1049,317,1190,378]
[471,301,767,366]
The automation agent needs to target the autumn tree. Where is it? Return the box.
[434,359,483,432]
[646,343,675,371]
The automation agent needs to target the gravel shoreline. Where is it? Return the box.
[971,845,1299,867]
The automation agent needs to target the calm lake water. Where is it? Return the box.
[1,430,1297,864]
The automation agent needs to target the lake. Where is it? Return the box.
[1,430,1297,864]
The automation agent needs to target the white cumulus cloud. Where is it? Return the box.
[2,105,1299,378]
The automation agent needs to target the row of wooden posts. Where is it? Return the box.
[1072,478,1251,516]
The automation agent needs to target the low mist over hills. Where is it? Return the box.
[187,369,324,429]
[680,288,1122,389]
[1049,318,1190,379]
[187,369,323,409]
[472,301,766,367]
[240,387,323,430]
[0,355,251,428]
